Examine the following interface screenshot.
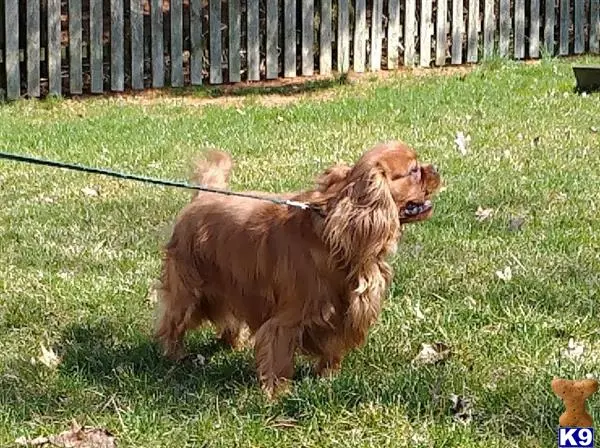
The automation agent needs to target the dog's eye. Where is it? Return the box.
[411,166,419,174]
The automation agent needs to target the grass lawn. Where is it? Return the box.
[1,56,600,447]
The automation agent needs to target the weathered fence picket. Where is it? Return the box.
[529,0,540,58]
[5,0,20,99]
[420,0,433,67]
[47,0,61,95]
[371,0,383,71]
[0,0,597,99]
[90,0,104,92]
[515,0,525,58]
[131,0,144,90]
[209,0,221,84]
[302,0,314,76]
[574,0,585,53]
[27,0,41,97]
[467,0,478,62]
[544,0,555,54]
[436,0,448,65]
[592,0,600,53]
[266,0,278,79]
[320,0,332,74]
[339,0,350,72]
[499,0,511,57]
[560,0,570,55]
[190,0,203,85]
[111,0,124,91]
[151,0,164,87]
[484,0,495,57]
[229,0,241,82]
[388,0,400,68]
[404,0,416,66]
[284,0,296,77]
[451,0,463,64]
[354,0,367,72]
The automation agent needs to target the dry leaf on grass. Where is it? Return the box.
[454,132,471,156]
[508,216,526,232]
[15,421,115,448]
[145,281,160,306]
[80,187,100,197]
[495,266,512,282]
[450,394,474,424]
[31,344,61,370]
[413,342,451,365]
[475,206,494,222]
[562,337,585,360]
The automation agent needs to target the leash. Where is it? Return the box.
[0,151,320,213]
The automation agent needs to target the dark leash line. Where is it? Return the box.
[0,151,319,212]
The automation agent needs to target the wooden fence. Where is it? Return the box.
[1,0,599,99]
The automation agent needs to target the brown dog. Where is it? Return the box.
[155,141,441,396]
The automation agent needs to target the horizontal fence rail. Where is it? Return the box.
[1,0,599,99]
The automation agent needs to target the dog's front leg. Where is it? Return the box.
[254,317,299,399]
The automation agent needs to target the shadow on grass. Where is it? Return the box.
[1,317,560,442]
[55,320,259,395]
[166,74,350,99]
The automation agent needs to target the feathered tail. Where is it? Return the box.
[190,150,234,198]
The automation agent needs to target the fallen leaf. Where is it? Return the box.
[413,302,425,320]
[145,282,160,306]
[508,216,525,232]
[562,337,585,360]
[81,186,100,197]
[193,354,206,366]
[15,421,115,447]
[591,126,598,133]
[450,394,474,424]
[413,342,451,365]
[37,194,55,204]
[454,132,470,156]
[475,206,494,222]
[34,344,61,369]
[495,266,512,282]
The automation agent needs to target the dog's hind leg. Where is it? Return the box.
[155,261,205,360]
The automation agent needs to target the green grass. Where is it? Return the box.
[1,56,600,447]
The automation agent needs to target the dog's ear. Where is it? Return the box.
[323,161,399,266]
[322,161,399,338]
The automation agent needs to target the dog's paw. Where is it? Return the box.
[314,359,341,378]
[261,378,293,400]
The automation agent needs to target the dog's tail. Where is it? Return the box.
[190,150,234,198]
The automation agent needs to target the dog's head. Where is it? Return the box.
[354,141,441,224]
[317,141,441,266]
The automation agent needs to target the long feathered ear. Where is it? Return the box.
[323,163,399,268]
[322,163,400,339]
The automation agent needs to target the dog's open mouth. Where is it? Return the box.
[401,200,433,220]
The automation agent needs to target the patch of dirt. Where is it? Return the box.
[67,64,483,109]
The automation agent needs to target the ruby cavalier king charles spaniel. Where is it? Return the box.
[156,141,441,397]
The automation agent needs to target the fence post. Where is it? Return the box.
[5,0,20,99]
[27,0,41,97]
